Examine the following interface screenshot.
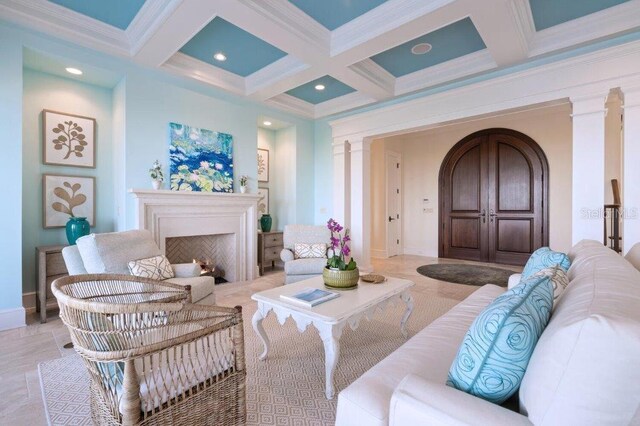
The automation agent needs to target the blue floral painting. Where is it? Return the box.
[169,122,234,192]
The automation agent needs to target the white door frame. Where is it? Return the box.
[385,150,402,257]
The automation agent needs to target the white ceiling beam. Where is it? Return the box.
[467,0,530,67]
[333,62,395,101]
[133,0,217,66]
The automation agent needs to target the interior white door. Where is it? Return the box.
[386,151,402,257]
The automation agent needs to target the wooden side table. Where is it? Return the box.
[37,245,68,323]
[258,231,283,275]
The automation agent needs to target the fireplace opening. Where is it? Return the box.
[165,233,236,283]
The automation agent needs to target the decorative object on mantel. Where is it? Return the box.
[416,264,513,287]
[149,159,164,190]
[169,122,234,192]
[43,174,95,240]
[257,148,269,182]
[260,214,273,232]
[323,218,359,289]
[42,109,96,168]
[257,187,269,214]
[239,175,248,193]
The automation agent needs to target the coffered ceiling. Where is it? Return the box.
[1,0,639,118]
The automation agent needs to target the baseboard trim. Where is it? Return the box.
[402,247,438,257]
[0,307,26,331]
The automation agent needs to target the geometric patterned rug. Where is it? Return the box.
[39,292,459,425]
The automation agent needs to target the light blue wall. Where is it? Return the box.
[22,69,116,293]
[295,122,315,225]
[0,29,23,313]
[314,120,333,225]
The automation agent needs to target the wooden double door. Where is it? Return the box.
[439,129,549,265]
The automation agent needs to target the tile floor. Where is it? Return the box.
[0,255,520,425]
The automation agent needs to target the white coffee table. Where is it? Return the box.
[251,275,414,399]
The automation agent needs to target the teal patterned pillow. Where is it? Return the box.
[521,247,570,280]
[447,275,553,404]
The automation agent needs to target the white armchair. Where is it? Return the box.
[280,224,330,284]
[61,229,215,304]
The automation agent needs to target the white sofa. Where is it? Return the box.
[61,230,215,304]
[280,224,330,284]
[336,240,640,425]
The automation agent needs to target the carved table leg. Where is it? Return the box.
[318,323,344,399]
[252,308,270,360]
[400,292,414,338]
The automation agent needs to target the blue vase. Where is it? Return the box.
[66,217,90,245]
[260,214,272,232]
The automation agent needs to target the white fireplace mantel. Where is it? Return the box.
[129,189,262,281]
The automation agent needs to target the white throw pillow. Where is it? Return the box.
[128,255,175,280]
[294,243,327,259]
[531,264,569,308]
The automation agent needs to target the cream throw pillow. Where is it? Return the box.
[294,243,327,259]
[531,264,569,308]
[128,255,174,280]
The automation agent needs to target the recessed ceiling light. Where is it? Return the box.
[213,52,227,61]
[315,84,325,91]
[65,67,83,75]
[411,43,432,55]
[263,121,272,126]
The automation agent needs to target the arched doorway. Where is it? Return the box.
[438,128,549,265]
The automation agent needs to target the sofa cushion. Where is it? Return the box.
[128,255,175,280]
[519,240,640,425]
[624,242,640,271]
[447,275,553,404]
[294,243,327,259]
[77,230,161,274]
[521,247,570,280]
[61,245,88,275]
[284,258,327,275]
[165,276,214,303]
[335,284,505,426]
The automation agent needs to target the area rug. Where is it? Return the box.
[417,264,513,287]
[39,292,459,425]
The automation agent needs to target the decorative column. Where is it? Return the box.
[570,94,608,245]
[332,139,350,227]
[622,86,640,253]
[350,138,372,272]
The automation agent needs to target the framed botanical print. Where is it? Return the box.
[42,110,96,168]
[257,188,269,215]
[43,174,95,228]
[258,148,269,182]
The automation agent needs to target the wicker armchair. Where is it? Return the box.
[52,274,246,426]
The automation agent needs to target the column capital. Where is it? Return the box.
[349,138,372,153]
[570,93,609,117]
[332,138,349,155]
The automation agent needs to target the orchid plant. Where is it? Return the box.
[326,218,357,271]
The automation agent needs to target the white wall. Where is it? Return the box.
[371,104,574,257]
[605,95,623,204]
[370,139,387,258]
[274,126,297,229]
[258,127,277,228]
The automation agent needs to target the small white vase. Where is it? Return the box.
[240,185,247,193]
[152,180,162,190]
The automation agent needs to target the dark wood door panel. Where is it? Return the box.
[451,145,481,212]
[450,218,480,249]
[495,219,532,253]
[496,142,532,212]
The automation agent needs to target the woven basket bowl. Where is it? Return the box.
[323,267,360,289]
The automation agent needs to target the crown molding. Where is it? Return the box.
[330,0,456,56]
[348,59,395,97]
[238,0,329,56]
[265,93,315,118]
[529,0,640,57]
[395,49,496,96]
[509,0,535,53]
[315,92,376,118]
[0,0,129,56]
[127,0,182,55]
[162,52,245,96]
[245,55,310,95]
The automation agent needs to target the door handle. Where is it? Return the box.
[489,209,497,223]
[388,216,395,222]
[480,209,486,223]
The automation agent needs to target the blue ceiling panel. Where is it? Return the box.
[529,0,631,31]
[286,76,355,104]
[48,0,146,30]
[289,0,387,30]
[370,18,486,78]
[179,17,287,77]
